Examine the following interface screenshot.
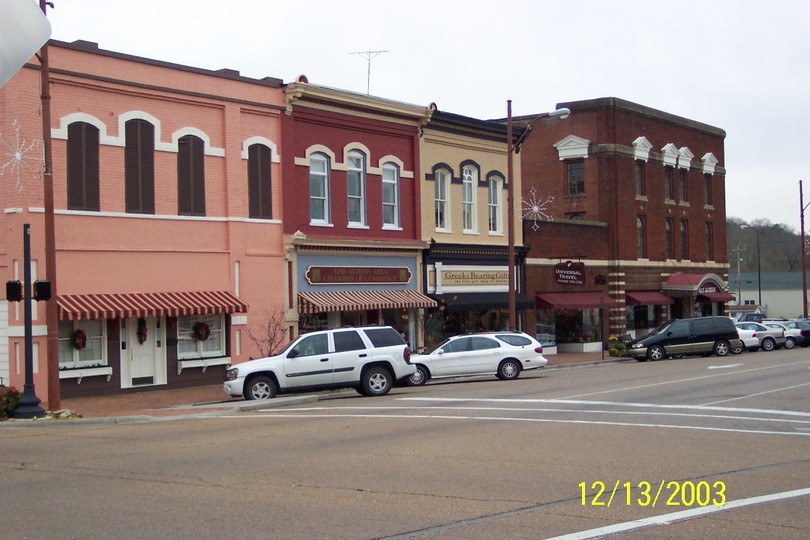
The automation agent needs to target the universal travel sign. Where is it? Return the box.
[554,261,585,285]
[306,266,412,285]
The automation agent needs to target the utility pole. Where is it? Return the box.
[731,243,746,304]
[350,49,388,94]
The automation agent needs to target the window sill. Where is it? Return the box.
[382,225,403,231]
[59,366,113,384]
[309,221,334,228]
[177,356,231,375]
[347,224,369,230]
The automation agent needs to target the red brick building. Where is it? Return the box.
[518,98,730,351]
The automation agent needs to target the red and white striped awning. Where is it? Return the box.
[57,291,248,321]
[298,290,437,314]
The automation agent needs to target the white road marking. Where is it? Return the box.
[707,363,743,369]
[701,381,810,405]
[545,487,810,540]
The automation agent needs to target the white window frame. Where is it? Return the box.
[58,319,108,369]
[462,166,477,233]
[487,176,503,234]
[434,169,450,231]
[381,162,400,229]
[309,153,331,225]
[177,314,226,359]
[347,150,367,227]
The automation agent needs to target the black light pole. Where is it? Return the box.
[505,103,570,329]
[14,224,46,419]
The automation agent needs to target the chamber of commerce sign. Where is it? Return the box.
[306,266,411,285]
[554,261,585,285]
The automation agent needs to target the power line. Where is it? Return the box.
[350,49,388,94]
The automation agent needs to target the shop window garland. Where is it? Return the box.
[192,321,211,341]
[72,329,87,351]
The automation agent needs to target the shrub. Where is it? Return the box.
[0,386,22,419]
[607,335,626,357]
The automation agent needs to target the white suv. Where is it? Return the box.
[224,326,415,400]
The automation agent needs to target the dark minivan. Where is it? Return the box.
[628,316,742,361]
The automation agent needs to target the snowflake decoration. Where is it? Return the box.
[0,120,43,192]
[522,186,554,231]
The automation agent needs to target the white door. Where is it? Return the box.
[121,317,167,388]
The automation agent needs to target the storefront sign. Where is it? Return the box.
[554,261,585,285]
[698,283,720,294]
[441,270,509,286]
[306,266,411,285]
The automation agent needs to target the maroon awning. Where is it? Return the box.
[626,291,675,306]
[698,291,736,302]
[536,292,619,309]
[57,291,248,321]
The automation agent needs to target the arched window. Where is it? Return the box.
[462,165,477,232]
[347,150,366,226]
[67,122,100,211]
[309,153,330,224]
[434,169,450,230]
[177,134,206,216]
[636,216,647,258]
[248,144,272,219]
[382,162,400,228]
[487,176,503,234]
[125,119,155,214]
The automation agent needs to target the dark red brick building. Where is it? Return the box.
[517,98,731,351]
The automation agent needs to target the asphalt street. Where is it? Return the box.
[1,349,808,539]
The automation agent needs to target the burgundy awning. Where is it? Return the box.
[626,291,675,306]
[536,292,619,309]
[698,291,736,302]
[57,291,248,321]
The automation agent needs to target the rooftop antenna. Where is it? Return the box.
[350,49,388,94]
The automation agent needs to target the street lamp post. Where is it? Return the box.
[506,102,570,330]
[741,224,762,307]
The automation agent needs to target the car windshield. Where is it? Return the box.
[647,322,672,336]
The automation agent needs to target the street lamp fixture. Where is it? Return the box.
[506,102,571,330]
[740,224,762,307]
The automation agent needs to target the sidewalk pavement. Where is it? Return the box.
[2,352,626,425]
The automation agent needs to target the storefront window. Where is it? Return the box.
[548,308,602,343]
[535,310,556,347]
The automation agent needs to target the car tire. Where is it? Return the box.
[496,359,521,380]
[647,345,665,361]
[731,343,743,354]
[784,337,796,350]
[245,376,278,400]
[407,365,429,386]
[713,340,731,357]
[360,366,393,396]
[760,337,776,352]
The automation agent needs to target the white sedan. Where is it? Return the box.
[731,326,760,354]
[407,331,547,385]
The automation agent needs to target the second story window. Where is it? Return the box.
[309,153,330,224]
[382,162,400,228]
[705,222,714,261]
[177,134,206,216]
[666,219,674,259]
[247,143,272,219]
[636,216,647,258]
[680,219,689,260]
[566,160,584,195]
[347,150,366,226]
[462,165,477,232]
[67,121,100,211]
[488,176,503,234]
[125,119,155,214]
[635,160,646,197]
[434,169,449,230]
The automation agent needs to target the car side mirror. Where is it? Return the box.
[287,349,299,359]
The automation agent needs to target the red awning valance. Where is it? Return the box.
[626,291,675,305]
[698,291,736,302]
[298,290,436,314]
[536,292,619,309]
[57,291,248,321]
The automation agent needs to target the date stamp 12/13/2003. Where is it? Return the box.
[579,480,727,508]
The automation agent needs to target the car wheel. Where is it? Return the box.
[784,337,796,350]
[245,376,277,400]
[407,365,429,386]
[713,340,731,357]
[496,359,521,380]
[647,345,665,361]
[760,337,776,352]
[731,343,743,354]
[360,366,393,396]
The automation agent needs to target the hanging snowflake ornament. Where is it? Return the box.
[522,186,554,231]
[0,120,43,192]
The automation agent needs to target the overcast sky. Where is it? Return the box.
[43,0,810,232]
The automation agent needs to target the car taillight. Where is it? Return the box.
[403,346,411,362]
[752,332,757,338]
[535,346,543,354]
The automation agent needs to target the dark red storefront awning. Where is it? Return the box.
[626,291,675,306]
[57,291,248,321]
[698,291,736,302]
[536,292,619,309]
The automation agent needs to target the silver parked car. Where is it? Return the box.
[734,322,785,352]
[407,331,547,386]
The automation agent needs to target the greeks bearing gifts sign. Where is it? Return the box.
[554,261,585,285]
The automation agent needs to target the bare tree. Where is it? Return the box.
[247,307,288,358]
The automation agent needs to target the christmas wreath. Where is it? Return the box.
[192,322,211,341]
[72,329,87,351]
